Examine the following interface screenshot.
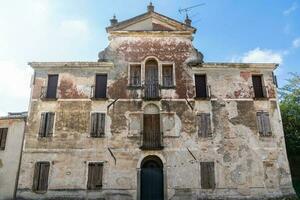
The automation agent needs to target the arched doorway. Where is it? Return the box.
[145,59,159,99]
[141,156,164,200]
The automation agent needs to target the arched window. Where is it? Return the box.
[144,59,159,99]
[141,104,162,150]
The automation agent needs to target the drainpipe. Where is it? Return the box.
[13,117,27,199]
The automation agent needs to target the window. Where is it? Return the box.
[46,74,58,99]
[252,75,266,98]
[200,162,215,189]
[94,74,107,99]
[195,74,208,98]
[87,162,103,190]
[32,162,50,192]
[197,113,212,137]
[256,111,272,136]
[130,65,141,86]
[90,113,105,137]
[39,112,55,137]
[0,128,8,150]
[162,65,173,87]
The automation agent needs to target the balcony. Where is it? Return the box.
[140,131,164,150]
[143,83,160,100]
[40,86,57,100]
[194,85,211,100]
[252,85,268,99]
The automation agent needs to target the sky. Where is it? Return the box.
[0,0,299,115]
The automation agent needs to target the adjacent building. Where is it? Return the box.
[0,112,27,200]
[16,3,295,200]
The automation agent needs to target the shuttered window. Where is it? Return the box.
[0,128,8,150]
[39,112,55,137]
[87,162,103,190]
[195,74,208,98]
[162,65,173,87]
[256,111,272,136]
[130,65,141,86]
[95,74,107,98]
[90,113,105,137]
[200,162,215,189]
[46,75,58,99]
[197,113,212,137]
[252,75,265,98]
[32,162,50,192]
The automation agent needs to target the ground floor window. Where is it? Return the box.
[87,162,103,190]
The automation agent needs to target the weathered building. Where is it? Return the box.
[17,3,295,200]
[0,112,27,200]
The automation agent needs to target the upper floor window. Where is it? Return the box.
[0,128,8,150]
[94,74,107,99]
[144,59,159,99]
[197,113,212,137]
[87,162,103,190]
[129,64,141,86]
[39,112,55,137]
[46,74,58,99]
[252,75,267,98]
[256,111,272,137]
[32,161,50,193]
[90,113,105,137]
[195,74,209,98]
[162,64,174,87]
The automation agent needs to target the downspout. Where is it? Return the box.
[13,117,27,199]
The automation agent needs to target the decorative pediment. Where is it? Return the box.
[106,11,196,33]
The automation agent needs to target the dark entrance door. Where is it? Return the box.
[145,60,159,99]
[141,157,163,200]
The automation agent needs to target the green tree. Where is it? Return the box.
[279,73,300,155]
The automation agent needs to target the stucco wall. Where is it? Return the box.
[0,118,25,200]
[17,35,295,199]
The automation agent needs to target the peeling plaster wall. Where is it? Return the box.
[0,118,26,200]
[17,34,295,199]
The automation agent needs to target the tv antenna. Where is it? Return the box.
[179,3,205,17]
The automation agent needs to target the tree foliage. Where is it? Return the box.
[279,73,300,155]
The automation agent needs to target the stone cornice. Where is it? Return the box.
[193,62,278,70]
[29,62,114,70]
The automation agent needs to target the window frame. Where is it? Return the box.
[32,161,51,193]
[128,64,142,87]
[194,74,210,99]
[86,161,104,190]
[89,112,106,138]
[0,128,8,150]
[256,111,272,137]
[38,112,55,138]
[93,74,108,99]
[196,113,212,138]
[200,161,215,189]
[161,64,175,88]
[44,74,59,100]
[252,74,268,99]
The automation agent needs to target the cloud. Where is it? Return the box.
[283,2,298,15]
[293,38,300,48]
[240,48,283,64]
[59,20,90,39]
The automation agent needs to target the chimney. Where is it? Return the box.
[110,15,118,26]
[185,15,191,26]
[147,2,154,12]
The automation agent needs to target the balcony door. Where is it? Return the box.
[145,59,159,99]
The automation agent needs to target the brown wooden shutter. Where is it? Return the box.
[46,113,55,137]
[39,113,46,137]
[0,128,8,150]
[90,113,97,137]
[97,113,105,136]
[32,163,40,191]
[256,112,263,135]
[87,163,103,190]
[198,113,211,137]
[32,162,50,192]
[262,112,271,136]
[39,162,50,191]
[201,162,215,189]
